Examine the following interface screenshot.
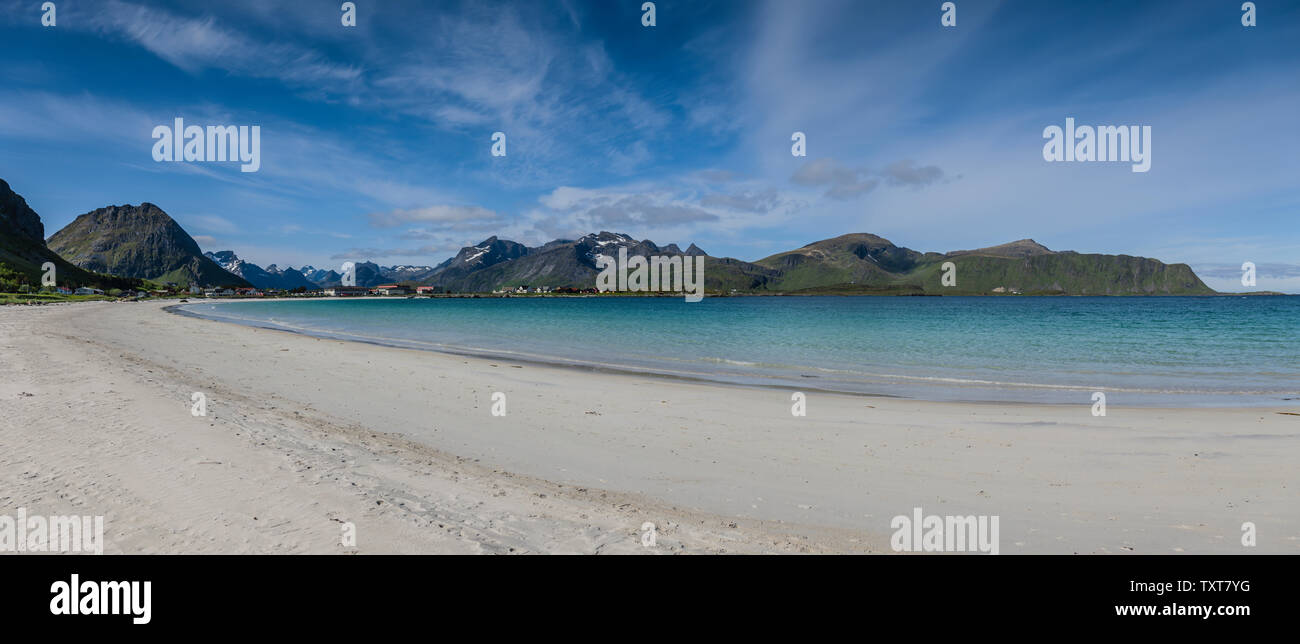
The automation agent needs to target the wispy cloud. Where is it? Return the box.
[790,158,944,200]
[329,244,462,261]
[366,205,505,230]
[183,214,239,234]
[80,0,362,89]
[2,0,1296,274]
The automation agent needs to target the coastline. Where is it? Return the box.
[2,300,1297,553]
[166,298,925,404]
[170,296,1300,408]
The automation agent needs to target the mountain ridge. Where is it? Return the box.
[323,231,1211,295]
[0,179,152,290]
[204,250,317,290]
[47,203,250,288]
[2,176,1214,295]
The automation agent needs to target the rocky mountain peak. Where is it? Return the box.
[0,178,45,243]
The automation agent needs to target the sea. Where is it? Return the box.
[176,295,1300,406]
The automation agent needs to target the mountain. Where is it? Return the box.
[946,238,1055,259]
[265,265,318,289]
[0,178,144,289]
[300,260,386,288]
[393,231,1211,296]
[757,233,930,290]
[422,236,531,287]
[350,261,387,287]
[174,230,1212,296]
[754,233,1212,295]
[298,266,342,286]
[47,203,250,288]
[203,250,434,289]
[417,232,775,292]
[205,251,317,290]
[380,264,438,282]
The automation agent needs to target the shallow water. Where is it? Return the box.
[179,295,1300,406]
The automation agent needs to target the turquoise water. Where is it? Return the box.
[179,296,1300,406]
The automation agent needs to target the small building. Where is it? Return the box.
[235,287,262,297]
[204,288,236,297]
[415,286,438,295]
[324,286,368,297]
[73,287,103,296]
[371,284,409,296]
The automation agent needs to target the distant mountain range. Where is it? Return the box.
[0,176,1215,295]
[202,253,439,290]
[204,250,317,290]
[410,232,722,292]
[393,231,1211,295]
[296,266,342,286]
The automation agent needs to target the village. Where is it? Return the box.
[2,280,629,305]
[198,284,601,298]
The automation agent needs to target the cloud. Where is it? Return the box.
[791,158,879,199]
[366,205,506,230]
[586,197,720,227]
[34,0,672,180]
[790,157,945,199]
[397,229,440,241]
[80,0,362,91]
[700,189,782,213]
[536,187,720,228]
[518,181,807,249]
[362,6,672,177]
[696,169,741,183]
[0,91,156,144]
[329,243,462,261]
[880,160,944,188]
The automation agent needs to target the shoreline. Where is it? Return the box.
[3,300,1297,553]
[166,300,929,405]
[169,297,1298,409]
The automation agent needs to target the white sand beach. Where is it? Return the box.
[1,300,1296,554]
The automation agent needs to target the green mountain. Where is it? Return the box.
[0,178,146,290]
[755,234,1213,295]
[47,203,249,288]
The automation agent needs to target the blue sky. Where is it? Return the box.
[1,0,1297,291]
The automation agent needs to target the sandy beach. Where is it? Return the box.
[1,299,1296,554]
